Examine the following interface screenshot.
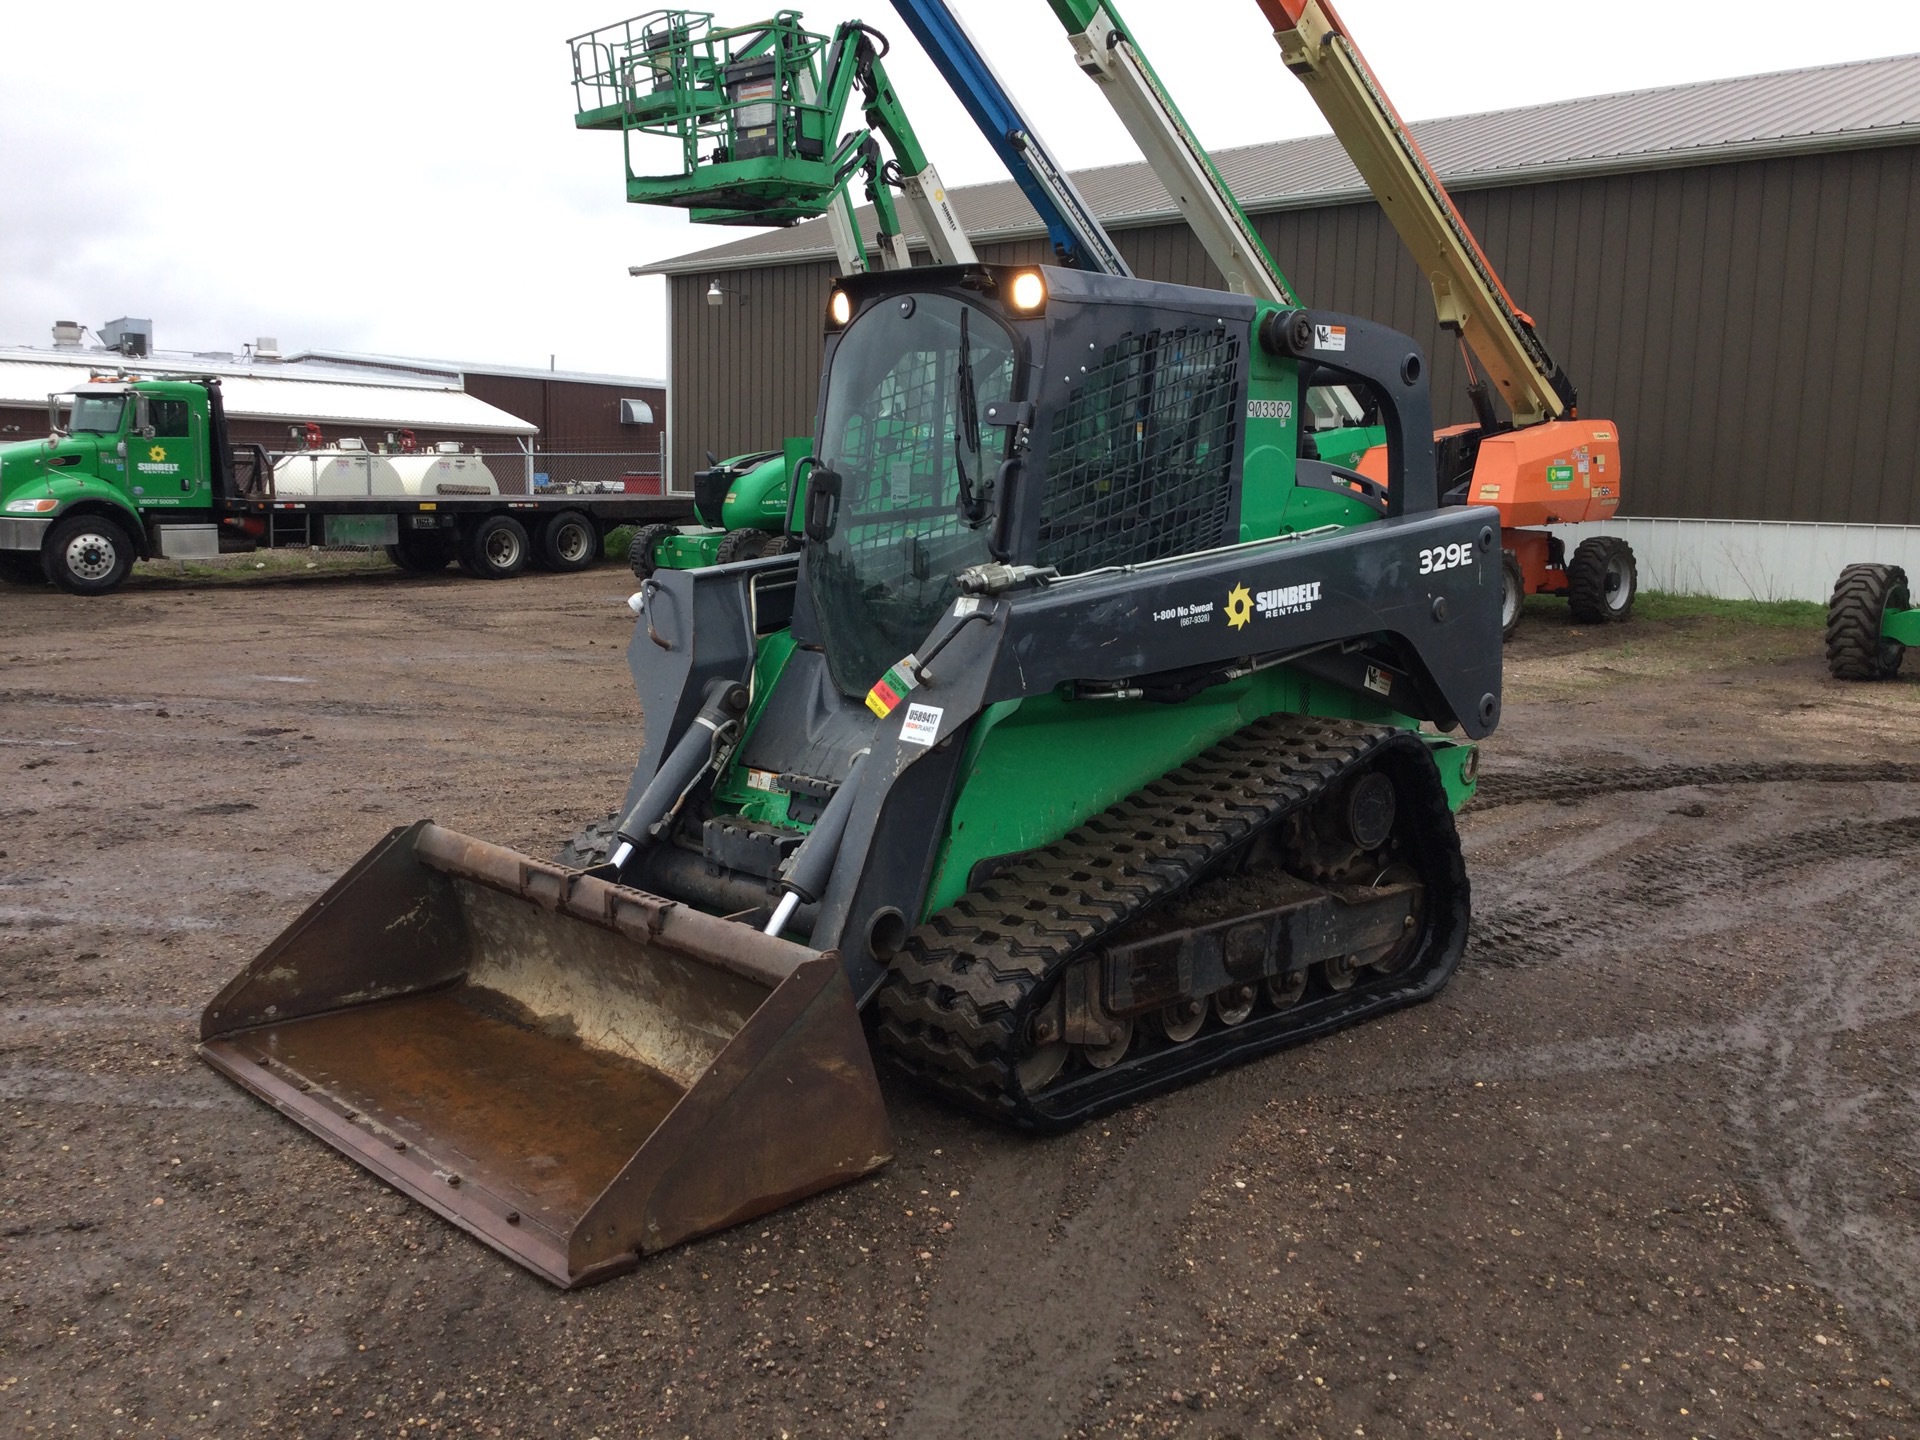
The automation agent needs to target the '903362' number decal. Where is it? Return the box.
[1418,542,1475,574]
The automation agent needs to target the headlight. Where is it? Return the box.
[1008,270,1046,312]
[5,497,59,513]
[827,289,852,327]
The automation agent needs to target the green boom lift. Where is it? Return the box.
[572,9,979,575]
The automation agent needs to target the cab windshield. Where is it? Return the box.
[808,293,1018,699]
[63,394,128,434]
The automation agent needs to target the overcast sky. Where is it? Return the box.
[6,1,1918,379]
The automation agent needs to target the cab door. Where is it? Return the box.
[133,395,210,509]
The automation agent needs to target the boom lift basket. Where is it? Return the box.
[199,821,891,1288]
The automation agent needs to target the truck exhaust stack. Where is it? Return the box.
[199,822,891,1288]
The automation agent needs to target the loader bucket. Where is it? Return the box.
[198,821,892,1288]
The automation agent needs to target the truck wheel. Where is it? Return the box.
[1499,549,1524,640]
[44,513,135,596]
[628,523,677,580]
[460,515,530,580]
[715,528,771,564]
[1566,537,1636,624]
[1826,563,1908,681]
[539,511,599,573]
[386,532,453,573]
[0,553,48,586]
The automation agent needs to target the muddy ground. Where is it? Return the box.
[3,566,1917,1440]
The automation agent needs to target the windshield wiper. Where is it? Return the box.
[953,307,988,526]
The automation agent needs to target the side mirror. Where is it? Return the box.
[804,465,842,543]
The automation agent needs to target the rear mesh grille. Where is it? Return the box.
[1036,327,1241,575]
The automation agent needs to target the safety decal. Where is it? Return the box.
[898,703,943,747]
[1313,324,1347,352]
[864,654,922,718]
[1364,665,1393,697]
[1478,483,1502,501]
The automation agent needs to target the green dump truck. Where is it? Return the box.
[0,374,693,595]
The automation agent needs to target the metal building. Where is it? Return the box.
[641,54,1920,599]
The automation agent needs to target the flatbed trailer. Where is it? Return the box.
[0,374,694,594]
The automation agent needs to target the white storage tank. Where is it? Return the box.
[274,440,404,498]
[387,448,500,497]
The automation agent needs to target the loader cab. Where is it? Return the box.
[805,264,1260,699]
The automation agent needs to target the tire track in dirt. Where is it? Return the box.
[1475,760,1920,810]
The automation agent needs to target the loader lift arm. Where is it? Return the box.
[1253,0,1578,425]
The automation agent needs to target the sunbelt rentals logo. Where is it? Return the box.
[136,443,181,476]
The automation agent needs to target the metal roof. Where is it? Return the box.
[284,348,667,391]
[0,351,537,435]
[643,51,1920,276]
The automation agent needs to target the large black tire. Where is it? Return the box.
[1826,563,1908,681]
[538,510,600,573]
[1566,536,1637,624]
[714,527,772,564]
[385,531,453,573]
[1500,549,1525,641]
[0,552,48,586]
[628,523,677,580]
[458,514,530,580]
[44,512,135,596]
[555,814,618,868]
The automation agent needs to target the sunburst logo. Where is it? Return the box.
[1224,584,1252,629]
[148,444,167,462]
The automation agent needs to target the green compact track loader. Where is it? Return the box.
[201,263,1502,1287]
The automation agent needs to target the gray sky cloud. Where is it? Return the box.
[6,1,1918,377]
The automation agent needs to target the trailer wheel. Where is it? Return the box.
[628,523,677,580]
[539,511,599,573]
[386,532,453,573]
[460,515,530,580]
[0,552,48,586]
[1499,549,1524,640]
[1826,563,1908,681]
[1566,537,1636,624]
[44,513,135,596]
[714,528,771,564]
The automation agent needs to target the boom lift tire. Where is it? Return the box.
[1826,563,1908,681]
[459,515,530,580]
[1566,536,1636,625]
[44,513,135,596]
[628,523,677,580]
[0,552,48,586]
[538,511,600,573]
[715,528,772,565]
[1499,549,1524,640]
[386,532,454,573]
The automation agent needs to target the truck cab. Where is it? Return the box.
[0,377,226,593]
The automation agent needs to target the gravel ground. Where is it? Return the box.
[2,568,1917,1439]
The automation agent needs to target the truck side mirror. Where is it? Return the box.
[804,465,842,543]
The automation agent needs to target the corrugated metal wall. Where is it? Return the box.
[666,144,1920,524]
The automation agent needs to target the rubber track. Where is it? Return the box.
[874,714,1468,1131]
